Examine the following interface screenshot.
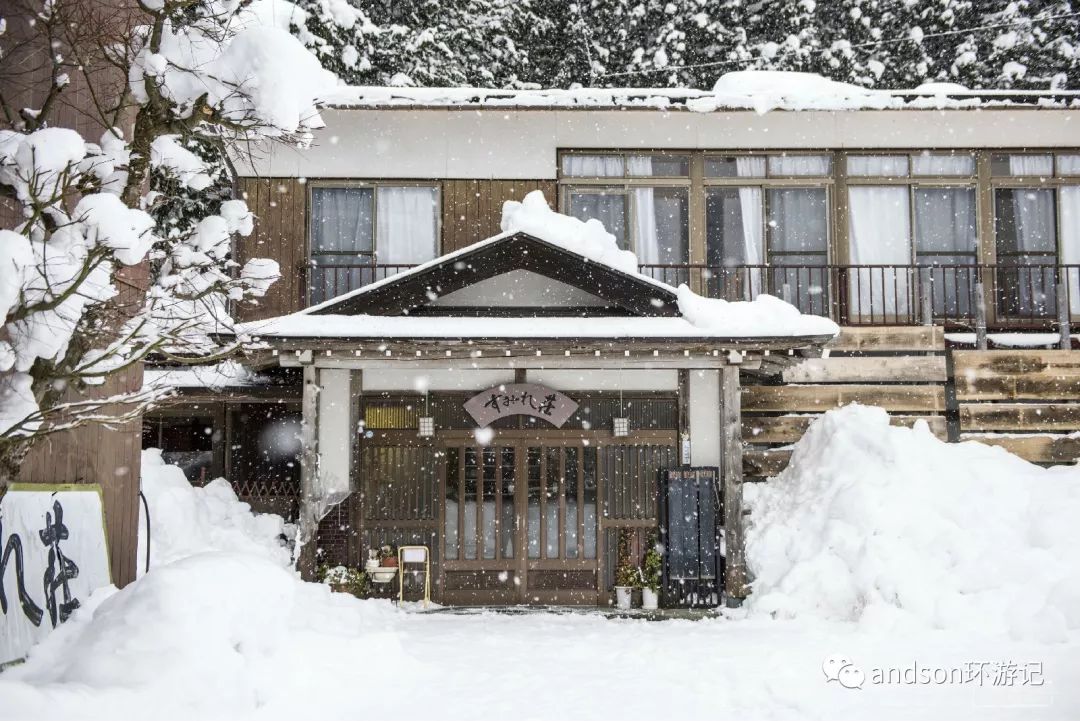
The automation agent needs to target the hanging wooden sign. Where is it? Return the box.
[463,383,579,428]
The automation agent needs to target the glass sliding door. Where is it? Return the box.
[768,187,829,316]
[568,188,628,248]
[994,188,1058,320]
[705,186,763,300]
[310,187,374,303]
[914,187,978,319]
[847,185,914,322]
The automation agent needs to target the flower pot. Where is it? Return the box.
[614,586,633,610]
[369,567,398,584]
[642,587,659,610]
[381,557,398,568]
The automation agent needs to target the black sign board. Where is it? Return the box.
[657,466,723,608]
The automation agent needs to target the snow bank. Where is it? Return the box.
[138,449,291,570]
[746,405,1080,642]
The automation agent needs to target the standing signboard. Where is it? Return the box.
[1,484,111,665]
[657,467,723,608]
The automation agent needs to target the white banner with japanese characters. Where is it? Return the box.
[1,485,111,665]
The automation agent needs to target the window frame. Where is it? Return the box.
[306,180,442,304]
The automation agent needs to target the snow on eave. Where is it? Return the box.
[319,85,1080,113]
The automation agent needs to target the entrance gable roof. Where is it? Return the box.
[305,231,680,318]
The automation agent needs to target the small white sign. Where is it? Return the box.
[1,485,111,665]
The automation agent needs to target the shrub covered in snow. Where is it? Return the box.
[745,405,1080,643]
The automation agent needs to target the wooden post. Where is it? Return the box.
[296,363,320,581]
[1057,272,1071,350]
[721,364,746,606]
[919,266,934,327]
[974,281,988,350]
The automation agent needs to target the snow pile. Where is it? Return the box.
[746,405,1080,642]
[676,285,839,338]
[704,71,891,114]
[139,449,291,570]
[500,190,639,275]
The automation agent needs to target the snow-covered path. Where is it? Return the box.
[2,592,1077,721]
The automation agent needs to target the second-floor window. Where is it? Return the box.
[561,154,690,266]
[309,184,439,304]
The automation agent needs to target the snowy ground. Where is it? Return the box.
[2,408,1079,720]
[2,591,1076,721]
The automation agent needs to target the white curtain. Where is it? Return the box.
[736,157,764,297]
[1009,155,1054,177]
[847,155,909,177]
[912,154,975,176]
[376,186,438,266]
[1059,155,1080,176]
[768,154,830,176]
[737,156,766,178]
[1062,186,1080,316]
[848,185,913,321]
[562,155,624,177]
[628,155,659,264]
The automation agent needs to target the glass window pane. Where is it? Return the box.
[705,187,764,300]
[1062,187,1080,316]
[444,447,460,560]
[767,154,831,176]
[583,447,597,560]
[568,189,627,249]
[991,154,1054,176]
[562,155,624,177]
[376,186,437,265]
[627,154,689,176]
[994,188,1058,319]
[847,155,909,177]
[527,447,541,559]
[1058,155,1080,176]
[544,448,560,558]
[311,187,374,254]
[633,186,688,264]
[500,446,515,559]
[915,187,978,319]
[564,447,579,559]
[705,156,766,178]
[911,153,975,176]
[482,448,497,560]
[768,188,828,255]
[463,448,478,560]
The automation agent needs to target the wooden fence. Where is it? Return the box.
[741,329,1080,477]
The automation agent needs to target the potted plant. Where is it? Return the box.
[318,564,368,598]
[641,534,662,610]
[613,528,638,610]
[369,544,399,584]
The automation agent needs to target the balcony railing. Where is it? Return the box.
[303,260,1080,330]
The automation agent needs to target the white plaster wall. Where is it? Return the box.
[528,369,677,391]
[317,368,353,499]
[431,270,608,307]
[361,368,515,391]
[239,107,1079,179]
[687,369,721,467]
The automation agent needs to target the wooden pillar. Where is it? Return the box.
[296,363,320,580]
[721,364,747,606]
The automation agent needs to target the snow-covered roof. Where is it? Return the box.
[238,192,839,345]
[321,72,1080,114]
[142,361,265,391]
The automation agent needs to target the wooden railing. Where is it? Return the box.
[301,259,1079,333]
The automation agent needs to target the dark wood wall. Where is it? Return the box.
[235,178,558,320]
[236,177,309,321]
[441,180,557,253]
